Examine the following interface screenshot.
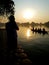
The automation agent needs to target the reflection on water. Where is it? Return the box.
[0,25,49,64]
[26,29,31,37]
[18,26,49,45]
[17,26,49,64]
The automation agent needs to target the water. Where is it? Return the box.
[0,25,49,64]
[18,26,49,46]
[17,26,49,64]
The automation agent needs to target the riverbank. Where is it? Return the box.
[0,45,32,65]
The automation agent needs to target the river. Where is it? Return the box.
[17,26,49,64]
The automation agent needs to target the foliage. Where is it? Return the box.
[0,0,15,16]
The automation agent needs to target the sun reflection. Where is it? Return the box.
[27,29,31,37]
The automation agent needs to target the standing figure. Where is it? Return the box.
[6,15,19,64]
[6,15,19,50]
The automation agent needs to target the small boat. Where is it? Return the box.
[31,28,48,35]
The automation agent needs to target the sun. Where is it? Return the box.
[23,9,35,20]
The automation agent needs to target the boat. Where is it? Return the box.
[31,28,48,35]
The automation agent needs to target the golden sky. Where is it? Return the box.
[14,0,49,23]
[0,0,49,23]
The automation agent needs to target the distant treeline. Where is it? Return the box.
[17,22,42,27]
[43,21,49,27]
[16,21,49,27]
[0,21,49,28]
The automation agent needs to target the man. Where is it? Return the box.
[6,15,19,64]
[6,15,19,50]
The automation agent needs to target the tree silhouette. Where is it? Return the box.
[0,0,15,16]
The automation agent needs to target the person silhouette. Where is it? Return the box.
[6,15,19,64]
